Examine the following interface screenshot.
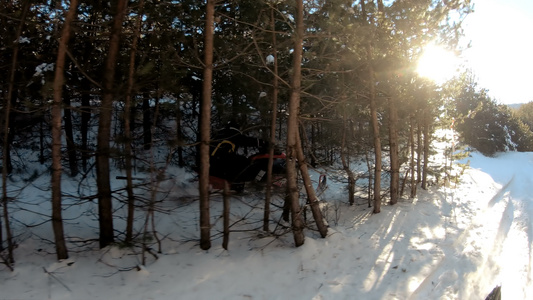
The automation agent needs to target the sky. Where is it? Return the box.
[461,0,533,105]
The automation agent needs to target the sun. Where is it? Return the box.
[416,44,460,84]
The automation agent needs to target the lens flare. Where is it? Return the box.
[416,44,459,84]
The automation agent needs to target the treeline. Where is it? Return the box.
[450,77,533,156]
[5,0,530,268]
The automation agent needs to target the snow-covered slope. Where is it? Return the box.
[1,151,532,299]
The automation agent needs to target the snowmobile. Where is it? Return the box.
[208,144,328,195]
[207,123,327,194]
[209,144,288,192]
[205,123,283,192]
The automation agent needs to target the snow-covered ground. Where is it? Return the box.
[1,149,532,299]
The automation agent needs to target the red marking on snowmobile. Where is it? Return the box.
[250,153,286,161]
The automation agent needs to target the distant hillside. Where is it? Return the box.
[508,103,525,110]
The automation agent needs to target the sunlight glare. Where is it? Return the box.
[416,44,459,84]
[461,1,533,104]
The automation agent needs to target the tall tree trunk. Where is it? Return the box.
[176,100,185,167]
[96,0,127,248]
[362,0,382,213]
[40,99,46,164]
[377,0,384,13]
[370,53,382,213]
[340,100,355,206]
[199,0,215,250]
[417,120,422,183]
[79,11,98,173]
[63,86,78,177]
[51,0,78,260]
[285,0,306,247]
[296,128,328,238]
[222,181,230,250]
[124,0,144,244]
[141,94,165,264]
[409,115,417,198]
[142,92,152,150]
[388,96,399,205]
[287,0,305,247]
[365,149,373,208]
[421,112,430,190]
[263,6,279,233]
[4,83,17,175]
[80,77,91,172]
[310,121,316,167]
[2,0,31,267]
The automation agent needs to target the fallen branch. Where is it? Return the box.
[43,267,72,292]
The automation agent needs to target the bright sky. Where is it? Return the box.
[461,0,533,105]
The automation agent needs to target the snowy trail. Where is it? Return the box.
[409,148,533,300]
[408,175,512,300]
[506,173,533,298]
[466,152,533,299]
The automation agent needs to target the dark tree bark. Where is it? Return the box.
[51,0,79,261]
[96,0,128,248]
[485,285,501,300]
[1,0,31,268]
[222,181,230,250]
[340,100,356,206]
[142,92,152,150]
[286,0,306,247]
[362,0,382,213]
[310,122,317,167]
[78,7,100,173]
[370,61,382,212]
[417,120,422,183]
[263,5,279,233]
[62,86,78,177]
[80,77,91,172]
[40,102,46,164]
[388,96,399,205]
[421,111,430,190]
[176,101,185,167]
[409,115,417,198]
[124,0,144,244]
[4,86,16,175]
[199,0,215,250]
[365,150,373,208]
[295,128,328,238]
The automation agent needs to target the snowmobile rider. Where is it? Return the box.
[209,122,268,182]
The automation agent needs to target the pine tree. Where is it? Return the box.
[51,0,79,260]
[199,0,216,250]
[286,0,306,247]
[96,0,128,248]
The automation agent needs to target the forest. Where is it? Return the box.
[2,0,533,270]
